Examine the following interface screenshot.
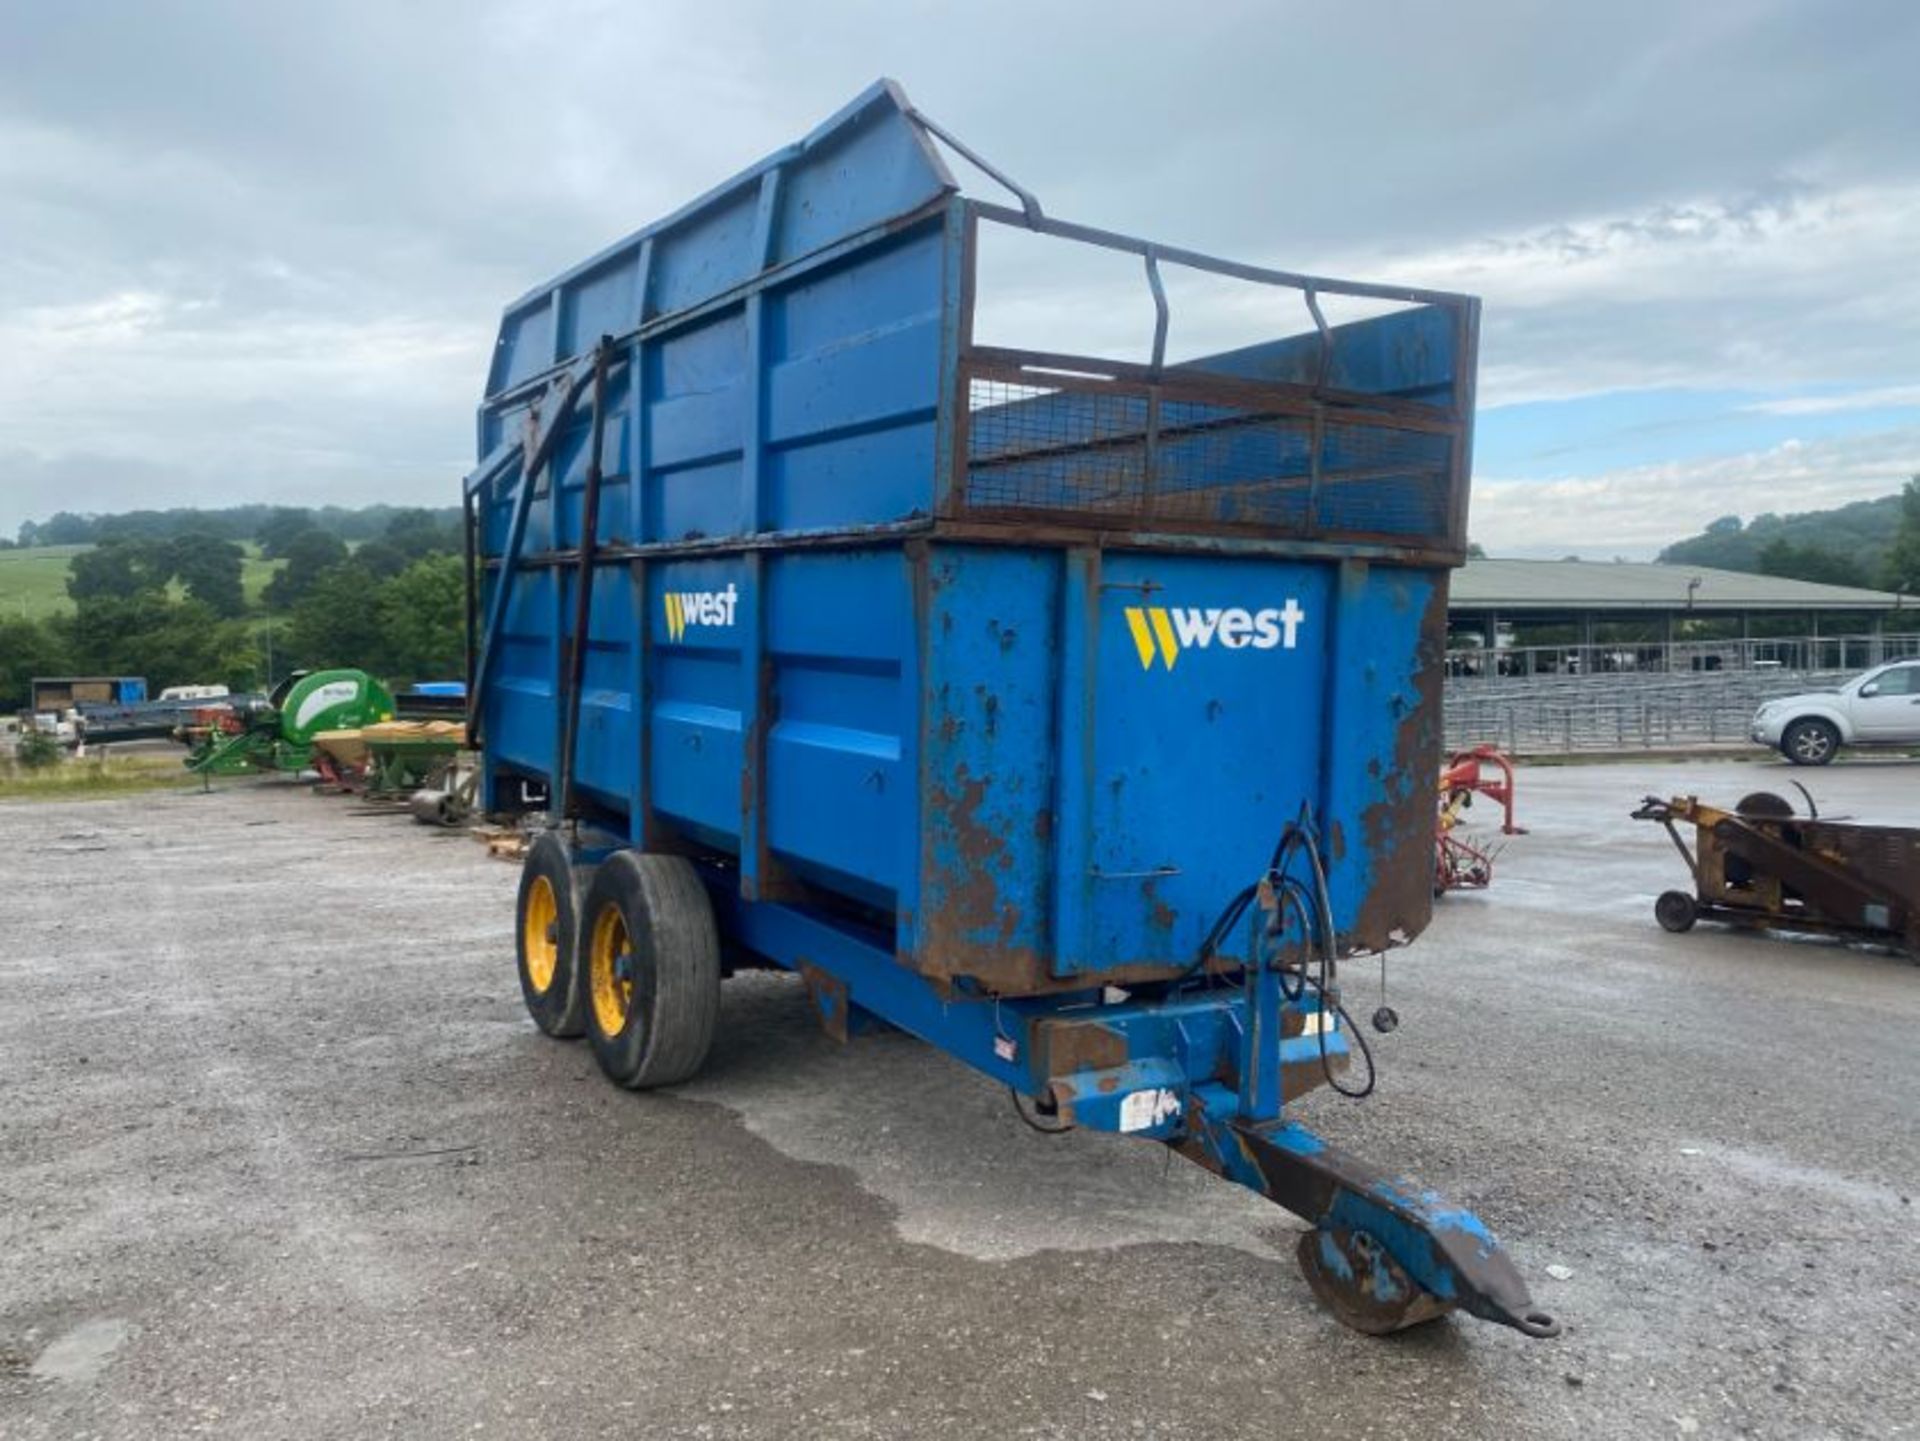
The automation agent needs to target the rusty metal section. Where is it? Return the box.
[1635,793,1920,954]
[798,962,853,1044]
[1348,576,1450,954]
[1030,1015,1129,1081]
[917,761,1052,992]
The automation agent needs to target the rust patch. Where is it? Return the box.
[1350,576,1447,953]
[797,961,851,1045]
[1034,1018,1129,1079]
[1145,885,1176,932]
[1096,1074,1120,1093]
[917,760,1053,990]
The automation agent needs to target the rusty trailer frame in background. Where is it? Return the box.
[1635,792,1919,956]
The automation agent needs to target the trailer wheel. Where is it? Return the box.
[1296,1226,1452,1334]
[582,851,720,1089]
[516,832,593,1038]
[1781,718,1839,767]
[1655,889,1698,933]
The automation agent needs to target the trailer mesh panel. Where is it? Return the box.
[963,375,1455,543]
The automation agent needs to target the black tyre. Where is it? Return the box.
[516,832,593,1038]
[1781,718,1839,767]
[1654,889,1698,933]
[581,851,721,1089]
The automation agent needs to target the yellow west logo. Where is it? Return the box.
[663,584,740,642]
[1125,607,1182,670]
[1123,600,1307,671]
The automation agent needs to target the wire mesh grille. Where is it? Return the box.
[963,373,1456,543]
[964,379,1149,515]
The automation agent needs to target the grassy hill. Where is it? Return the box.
[0,545,90,621]
[1657,494,1902,579]
[0,543,284,620]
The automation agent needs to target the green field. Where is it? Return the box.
[239,547,284,608]
[0,544,284,620]
[0,545,88,621]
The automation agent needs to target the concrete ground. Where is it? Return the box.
[1,758,1915,1439]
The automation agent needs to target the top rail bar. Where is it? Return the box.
[966,201,1477,311]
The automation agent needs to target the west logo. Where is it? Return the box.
[663,583,739,642]
[1122,600,1306,671]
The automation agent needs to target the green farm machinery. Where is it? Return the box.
[314,719,469,803]
[181,669,396,776]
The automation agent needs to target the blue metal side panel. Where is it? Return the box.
[555,254,638,363]
[489,298,554,395]
[915,547,1061,981]
[572,560,639,813]
[488,566,558,778]
[646,314,747,544]
[484,81,952,407]
[773,102,944,261]
[651,189,762,319]
[1183,306,1459,403]
[1072,551,1335,974]
[764,549,913,909]
[647,557,745,851]
[763,223,944,532]
[909,544,1442,986]
[1315,562,1445,942]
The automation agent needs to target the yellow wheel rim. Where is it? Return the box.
[590,903,634,1037]
[522,874,560,994]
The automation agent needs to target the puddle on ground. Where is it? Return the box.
[30,1318,129,1383]
[677,975,1304,1265]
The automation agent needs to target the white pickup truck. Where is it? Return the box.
[1750,659,1920,765]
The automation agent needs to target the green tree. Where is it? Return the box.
[376,555,465,680]
[287,562,387,670]
[61,593,256,692]
[66,539,171,602]
[1756,538,1866,588]
[263,529,349,609]
[36,512,97,545]
[383,507,459,561]
[353,538,410,581]
[256,507,318,559]
[168,533,246,617]
[0,616,69,710]
[1881,476,1920,595]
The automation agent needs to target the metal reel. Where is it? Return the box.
[1295,1225,1455,1335]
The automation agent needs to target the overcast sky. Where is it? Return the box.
[2,0,1916,557]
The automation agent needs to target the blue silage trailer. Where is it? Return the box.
[466,80,1557,1337]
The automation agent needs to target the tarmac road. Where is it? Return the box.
[1,758,1915,1439]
